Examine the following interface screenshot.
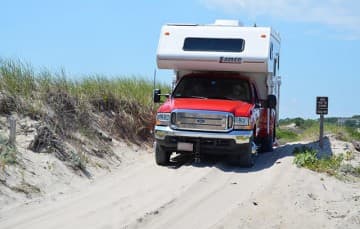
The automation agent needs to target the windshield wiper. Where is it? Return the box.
[189,96,208,99]
[208,96,237,100]
[174,95,208,99]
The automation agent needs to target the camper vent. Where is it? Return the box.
[213,19,243,27]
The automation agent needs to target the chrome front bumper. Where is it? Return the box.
[154,126,252,144]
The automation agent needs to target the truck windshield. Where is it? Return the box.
[173,76,252,103]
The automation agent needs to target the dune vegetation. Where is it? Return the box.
[0,58,169,169]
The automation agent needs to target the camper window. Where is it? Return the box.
[183,38,245,52]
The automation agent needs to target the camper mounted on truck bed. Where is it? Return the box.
[153,19,281,167]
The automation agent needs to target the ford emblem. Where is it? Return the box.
[196,119,205,124]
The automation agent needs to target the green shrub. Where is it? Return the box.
[279,117,360,143]
[293,146,343,176]
[276,128,299,142]
[346,127,360,141]
[0,142,17,168]
[315,154,343,175]
[344,151,355,161]
[293,118,317,129]
[339,164,360,177]
[293,146,318,167]
[354,167,360,177]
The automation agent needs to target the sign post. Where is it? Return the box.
[316,97,328,149]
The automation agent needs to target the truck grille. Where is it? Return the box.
[171,110,233,132]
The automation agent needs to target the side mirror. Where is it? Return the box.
[267,95,277,109]
[153,89,161,103]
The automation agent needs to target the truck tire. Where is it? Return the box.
[231,139,255,167]
[258,133,274,153]
[155,143,171,166]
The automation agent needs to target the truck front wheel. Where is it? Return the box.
[155,143,171,166]
[231,138,255,167]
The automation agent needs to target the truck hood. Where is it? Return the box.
[158,98,253,117]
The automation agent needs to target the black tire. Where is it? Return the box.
[258,134,273,153]
[239,142,255,167]
[155,143,171,166]
[230,139,255,167]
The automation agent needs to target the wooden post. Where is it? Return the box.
[319,114,324,149]
[8,116,16,146]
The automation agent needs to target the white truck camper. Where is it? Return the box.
[154,20,282,166]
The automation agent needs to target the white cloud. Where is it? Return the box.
[201,0,360,39]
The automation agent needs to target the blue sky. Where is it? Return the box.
[1,0,359,119]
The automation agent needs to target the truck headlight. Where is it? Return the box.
[227,115,234,129]
[234,117,251,130]
[156,113,171,126]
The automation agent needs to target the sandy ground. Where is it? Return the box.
[0,138,359,229]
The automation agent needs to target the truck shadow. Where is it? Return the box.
[168,137,333,173]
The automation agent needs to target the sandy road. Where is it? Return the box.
[1,143,359,229]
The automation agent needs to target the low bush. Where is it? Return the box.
[278,118,360,144]
[0,135,17,169]
[276,128,299,143]
[293,146,343,176]
[293,146,318,167]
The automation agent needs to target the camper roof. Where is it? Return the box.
[157,20,280,73]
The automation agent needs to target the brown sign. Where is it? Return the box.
[316,97,328,115]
